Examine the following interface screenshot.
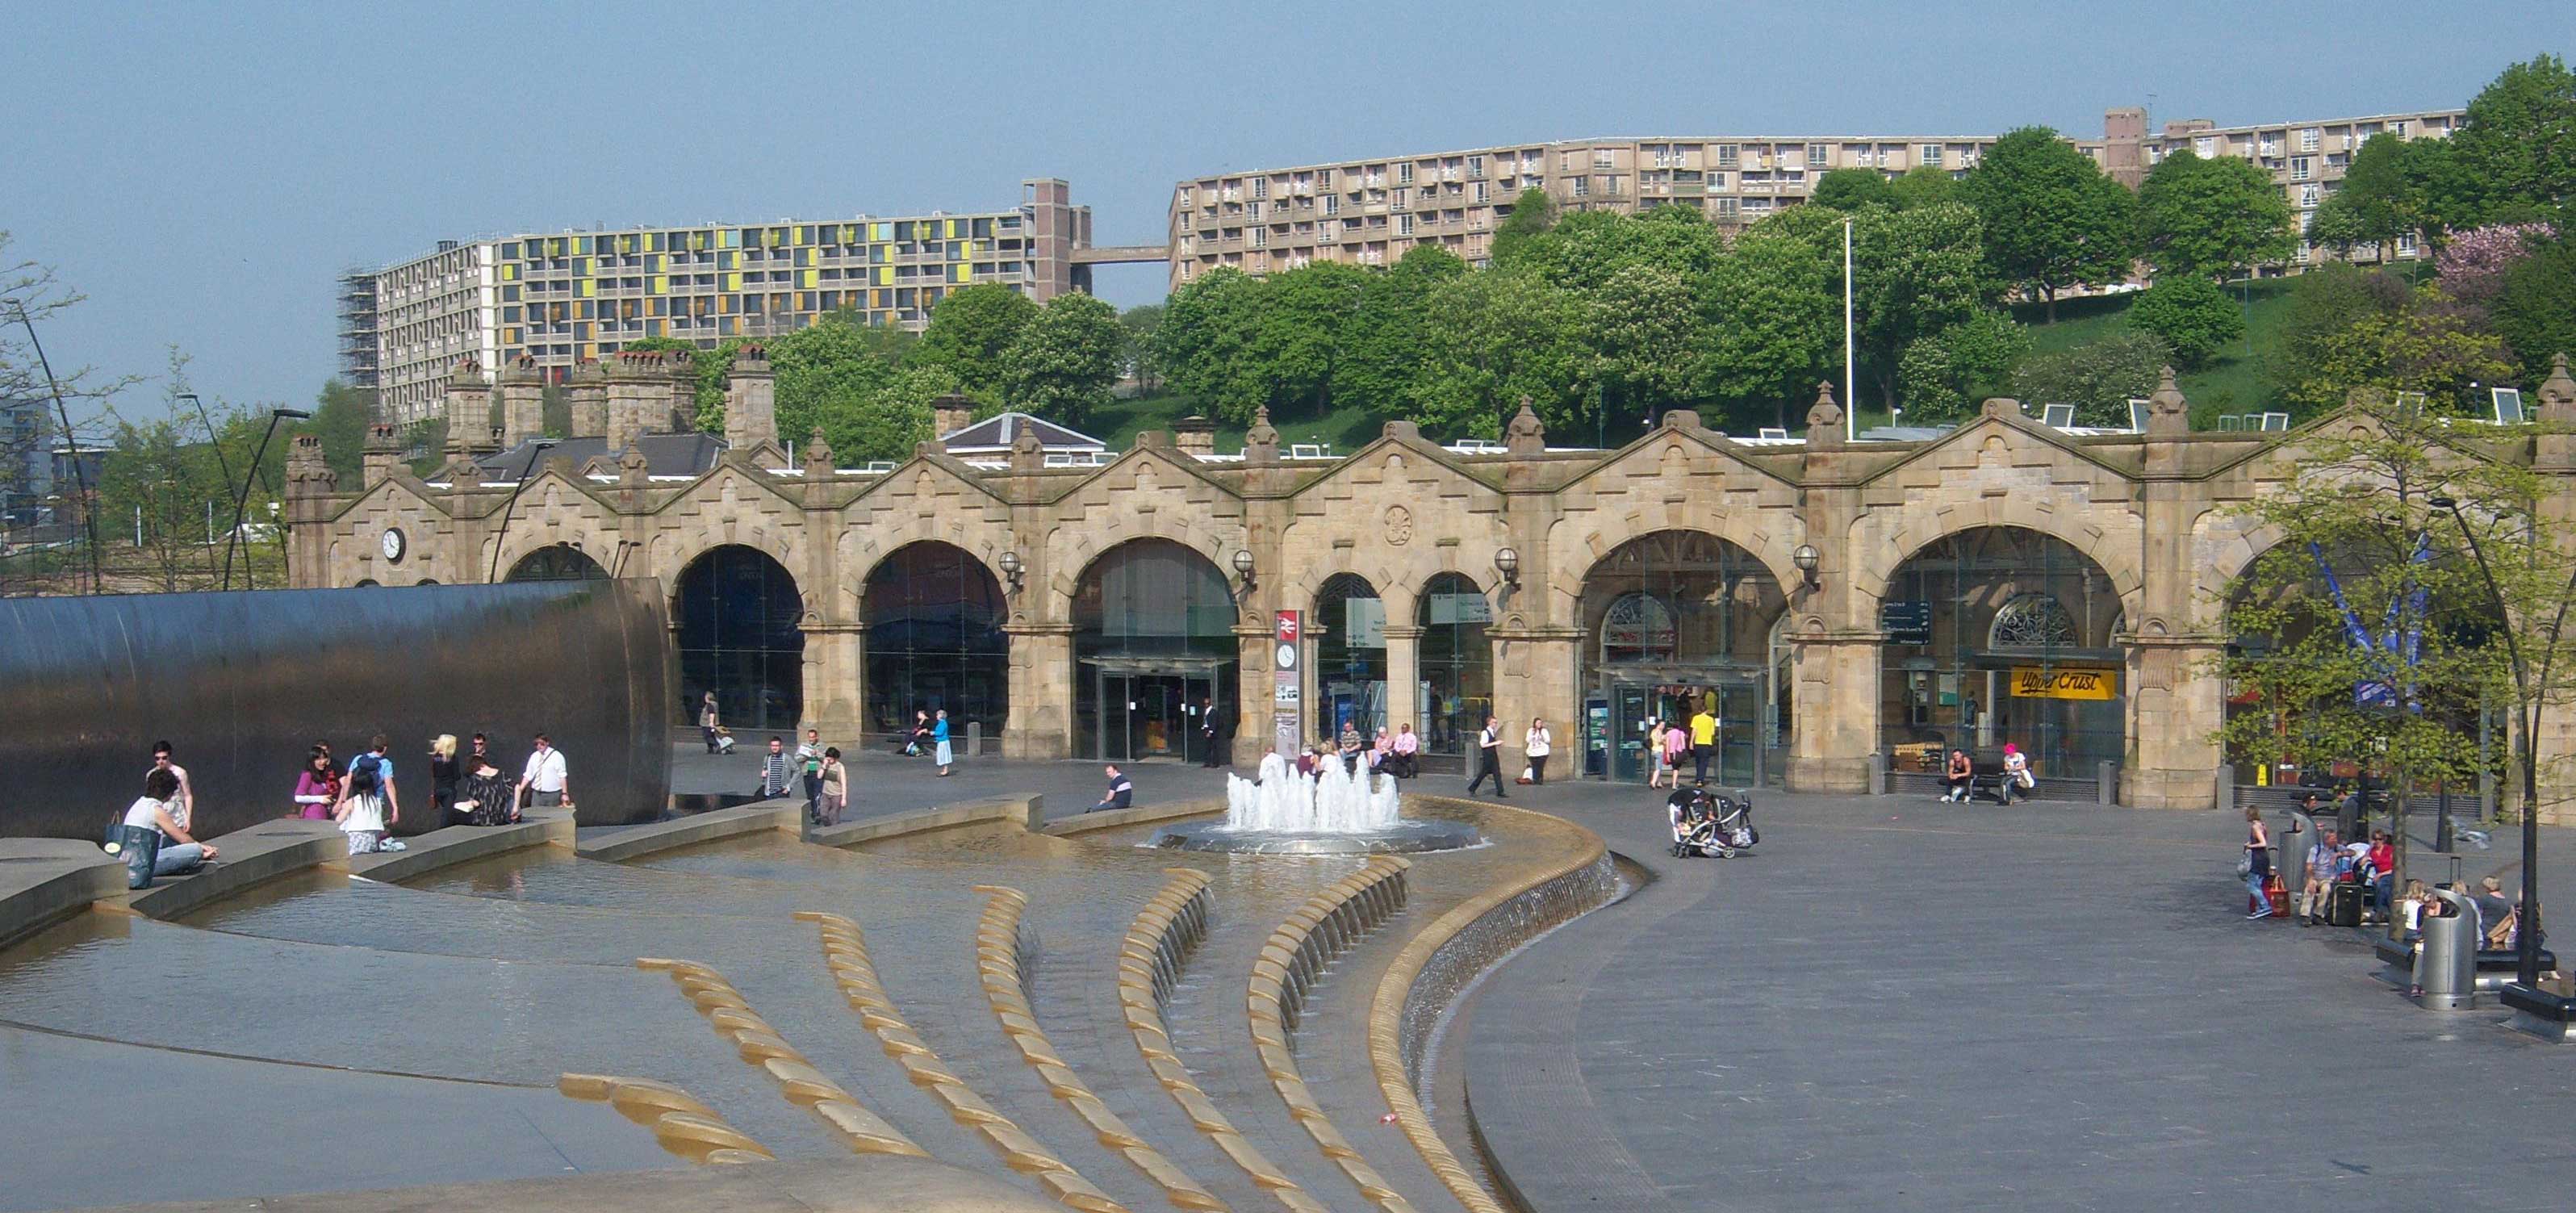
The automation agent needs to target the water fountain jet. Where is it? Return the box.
[1147,751,1482,855]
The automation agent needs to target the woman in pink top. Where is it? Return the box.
[291,749,339,820]
[1662,723,1689,784]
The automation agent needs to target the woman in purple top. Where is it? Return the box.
[292,749,339,820]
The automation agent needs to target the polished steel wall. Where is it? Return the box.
[0,580,672,840]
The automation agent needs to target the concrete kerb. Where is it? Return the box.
[348,810,575,883]
[123,818,343,922]
[1041,798,1222,837]
[809,796,1043,848]
[49,1153,1066,1213]
[0,839,128,950]
[575,801,802,862]
[1363,799,1617,1213]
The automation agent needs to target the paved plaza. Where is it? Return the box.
[2,745,2570,1212]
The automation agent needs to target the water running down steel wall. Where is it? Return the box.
[0,580,673,840]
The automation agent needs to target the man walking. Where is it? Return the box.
[516,733,571,810]
[797,728,826,822]
[1466,716,1508,799]
[1688,701,1717,784]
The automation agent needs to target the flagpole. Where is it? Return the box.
[1843,215,1855,442]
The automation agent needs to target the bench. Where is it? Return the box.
[2372,933,2557,993]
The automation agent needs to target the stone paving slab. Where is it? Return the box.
[48,1154,1056,1213]
[1462,786,2576,1213]
[0,837,125,949]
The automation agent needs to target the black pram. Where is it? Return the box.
[1668,786,1758,858]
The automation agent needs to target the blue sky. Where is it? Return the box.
[0,0,2550,421]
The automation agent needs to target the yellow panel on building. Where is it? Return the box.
[875,266,893,286]
[650,275,666,294]
[500,264,517,281]
[579,279,596,298]
[871,222,891,241]
[2009,667,2120,701]
[793,225,809,244]
[801,269,818,288]
[724,272,742,291]
[944,219,960,239]
[951,263,969,283]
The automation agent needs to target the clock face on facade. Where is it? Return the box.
[1276,642,1298,670]
[380,527,406,563]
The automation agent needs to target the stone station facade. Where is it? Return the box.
[287,350,2576,814]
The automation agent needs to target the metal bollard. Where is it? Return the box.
[1867,751,1887,796]
[2097,761,2118,806]
[2412,888,2479,1010]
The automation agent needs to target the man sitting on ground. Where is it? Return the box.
[1091,763,1134,814]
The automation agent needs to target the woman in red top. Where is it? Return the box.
[2367,829,2397,922]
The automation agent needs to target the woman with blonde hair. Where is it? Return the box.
[428,734,461,821]
[2241,806,2274,920]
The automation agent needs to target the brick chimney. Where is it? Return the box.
[1173,414,1216,457]
[725,343,777,451]
[930,394,976,445]
[499,354,545,449]
[441,358,494,454]
[567,360,607,439]
[361,422,404,488]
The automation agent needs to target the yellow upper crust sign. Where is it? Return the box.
[2009,667,2118,700]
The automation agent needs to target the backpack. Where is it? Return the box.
[349,752,383,794]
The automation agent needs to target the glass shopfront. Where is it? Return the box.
[673,544,804,732]
[1577,531,1785,784]
[862,542,1008,742]
[1417,571,1493,762]
[1073,538,1239,761]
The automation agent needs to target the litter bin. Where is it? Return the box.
[2411,888,2478,1010]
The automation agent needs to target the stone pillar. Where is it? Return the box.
[667,354,700,434]
[441,358,492,454]
[282,435,337,588]
[2127,637,2227,809]
[567,360,608,440]
[1004,622,1074,759]
[361,423,403,489]
[726,343,778,452]
[1383,623,1423,741]
[499,354,545,449]
[1235,621,1273,766]
[1493,628,1583,759]
[802,621,864,742]
[1787,632,1881,793]
[604,353,653,454]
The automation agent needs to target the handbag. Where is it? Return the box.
[2235,854,2253,879]
[107,824,161,890]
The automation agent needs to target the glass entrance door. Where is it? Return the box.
[1716,679,1761,784]
[1094,667,1211,762]
[1609,684,1654,782]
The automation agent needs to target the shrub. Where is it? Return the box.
[2126,277,2245,368]
[2009,331,2174,426]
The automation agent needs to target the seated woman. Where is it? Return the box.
[449,751,519,826]
[2000,743,2034,804]
[121,768,220,877]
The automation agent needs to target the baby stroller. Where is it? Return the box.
[1670,785,1758,858]
[711,726,738,755]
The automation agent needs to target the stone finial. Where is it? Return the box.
[1980,397,2022,418]
[1243,404,1280,466]
[803,425,834,476]
[1804,381,1846,450]
[1381,419,1421,442]
[1133,429,1173,450]
[2146,365,2190,437]
[2537,352,2576,426]
[617,445,650,487]
[542,455,575,479]
[1505,395,1546,457]
[1660,408,1702,432]
[1010,429,1043,476]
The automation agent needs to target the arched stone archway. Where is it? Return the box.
[506,543,608,583]
[673,544,804,734]
[1574,529,1789,784]
[1878,525,2126,787]
[859,541,1010,742]
[1068,537,1240,762]
[1311,572,1386,743]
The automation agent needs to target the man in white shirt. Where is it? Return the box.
[149,741,194,831]
[516,734,571,809]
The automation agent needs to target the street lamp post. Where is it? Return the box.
[486,439,560,583]
[221,408,311,591]
[6,298,101,593]
[177,393,232,588]
[2431,494,2572,989]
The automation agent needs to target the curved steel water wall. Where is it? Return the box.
[0,580,672,839]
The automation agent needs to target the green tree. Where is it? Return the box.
[1851,201,1994,410]
[1895,310,2030,425]
[2264,264,2414,406]
[2285,285,2515,415]
[2307,132,2434,254]
[1959,126,2138,322]
[2136,149,2298,282]
[1118,303,1165,393]
[1588,263,1700,425]
[2009,331,2172,426]
[1414,269,1587,439]
[1001,293,1126,428]
[1490,187,1559,266]
[2438,53,2576,227]
[1887,165,1960,211]
[1248,260,1369,418]
[1698,206,1840,429]
[1153,268,1269,424]
[765,320,901,460]
[1340,245,1466,414]
[2492,232,2576,384]
[294,379,376,482]
[914,283,1039,403]
[2126,275,2247,368]
[1513,205,1724,295]
[1810,168,1896,212]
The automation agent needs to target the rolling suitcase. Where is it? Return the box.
[2328,881,2365,927]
